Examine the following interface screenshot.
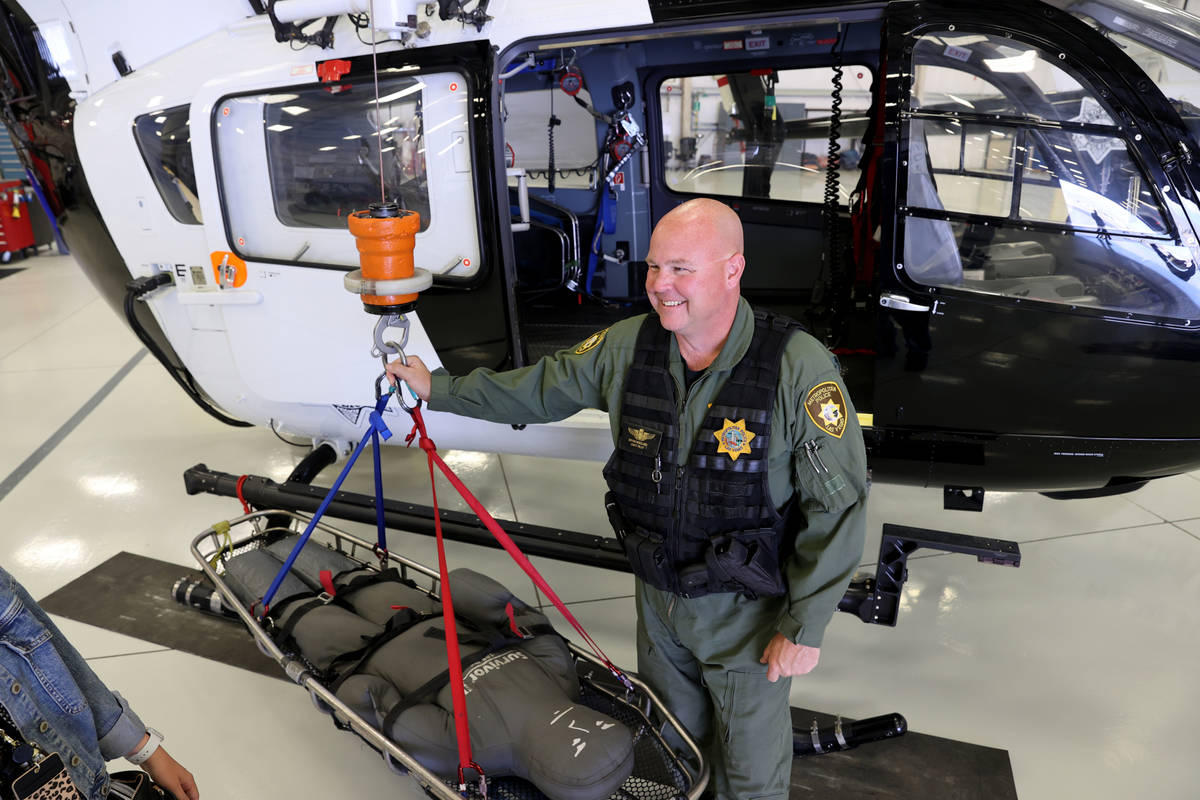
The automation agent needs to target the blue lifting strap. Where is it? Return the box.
[585,186,618,294]
[261,393,393,610]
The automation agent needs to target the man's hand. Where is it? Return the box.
[385,354,433,402]
[141,746,199,800]
[760,633,820,682]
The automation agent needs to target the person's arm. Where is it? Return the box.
[390,324,628,424]
[0,565,146,758]
[762,354,870,680]
[0,568,199,799]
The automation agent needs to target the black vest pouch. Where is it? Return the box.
[606,492,675,592]
[704,529,787,600]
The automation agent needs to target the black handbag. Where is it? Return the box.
[107,771,167,800]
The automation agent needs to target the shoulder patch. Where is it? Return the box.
[804,381,848,439]
[574,328,609,355]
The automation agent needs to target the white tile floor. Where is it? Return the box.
[2,252,1198,799]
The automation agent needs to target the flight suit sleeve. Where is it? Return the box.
[776,345,870,649]
[428,326,620,425]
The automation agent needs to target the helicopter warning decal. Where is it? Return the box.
[805,382,847,439]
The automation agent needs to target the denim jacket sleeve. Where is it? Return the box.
[0,566,146,759]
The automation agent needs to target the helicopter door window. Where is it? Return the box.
[659,66,872,204]
[132,105,201,225]
[907,118,1015,218]
[214,70,481,277]
[900,29,1196,322]
[1022,132,1167,235]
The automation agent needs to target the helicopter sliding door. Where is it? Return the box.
[873,0,1200,488]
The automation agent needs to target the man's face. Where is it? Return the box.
[645,219,739,339]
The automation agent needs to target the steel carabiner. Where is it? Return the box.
[382,340,422,411]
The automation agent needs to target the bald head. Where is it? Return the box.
[645,199,746,357]
[654,198,744,261]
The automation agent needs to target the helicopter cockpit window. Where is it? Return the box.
[901,31,1199,320]
[214,70,481,277]
[659,66,872,205]
[133,106,201,225]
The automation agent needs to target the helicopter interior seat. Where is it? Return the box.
[903,120,967,287]
[970,239,1057,279]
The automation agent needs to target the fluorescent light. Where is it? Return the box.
[343,134,361,140]
[154,115,166,123]
[267,124,292,132]
[984,50,1037,74]
[319,145,336,151]
[281,105,309,115]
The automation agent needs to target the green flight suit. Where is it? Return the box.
[429,297,869,800]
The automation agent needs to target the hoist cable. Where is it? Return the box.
[369,0,385,204]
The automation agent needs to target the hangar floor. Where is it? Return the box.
[1,252,1197,800]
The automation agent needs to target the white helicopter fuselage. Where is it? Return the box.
[32,1,655,458]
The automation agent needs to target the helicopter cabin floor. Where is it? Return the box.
[1,251,1197,799]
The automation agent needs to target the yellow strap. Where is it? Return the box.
[209,520,234,569]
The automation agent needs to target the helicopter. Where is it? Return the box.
[2,0,1200,506]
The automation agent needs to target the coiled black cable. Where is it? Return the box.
[124,273,253,428]
[821,27,847,343]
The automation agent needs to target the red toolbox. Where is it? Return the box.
[0,180,35,257]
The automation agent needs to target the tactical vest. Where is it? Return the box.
[602,310,804,599]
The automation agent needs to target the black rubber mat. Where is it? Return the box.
[41,554,1017,798]
[0,268,24,280]
[39,551,281,680]
[788,706,1016,798]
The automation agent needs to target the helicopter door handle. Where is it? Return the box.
[879,292,931,313]
[508,167,530,233]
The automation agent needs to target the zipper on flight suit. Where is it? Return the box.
[667,366,703,608]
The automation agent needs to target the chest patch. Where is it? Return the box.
[574,328,608,355]
[624,425,662,455]
[805,381,847,439]
[714,418,755,461]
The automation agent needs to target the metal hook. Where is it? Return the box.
[370,312,411,359]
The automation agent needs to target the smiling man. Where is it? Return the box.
[387,198,868,799]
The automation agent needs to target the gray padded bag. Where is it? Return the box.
[222,549,309,608]
[270,598,383,671]
[335,569,635,800]
[264,537,360,589]
[222,548,635,799]
[333,568,441,624]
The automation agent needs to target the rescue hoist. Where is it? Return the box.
[343,199,432,391]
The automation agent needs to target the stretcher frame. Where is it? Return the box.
[192,509,709,800]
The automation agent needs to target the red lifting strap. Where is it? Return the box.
[402,405,634,787]
[406,407,629,683]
